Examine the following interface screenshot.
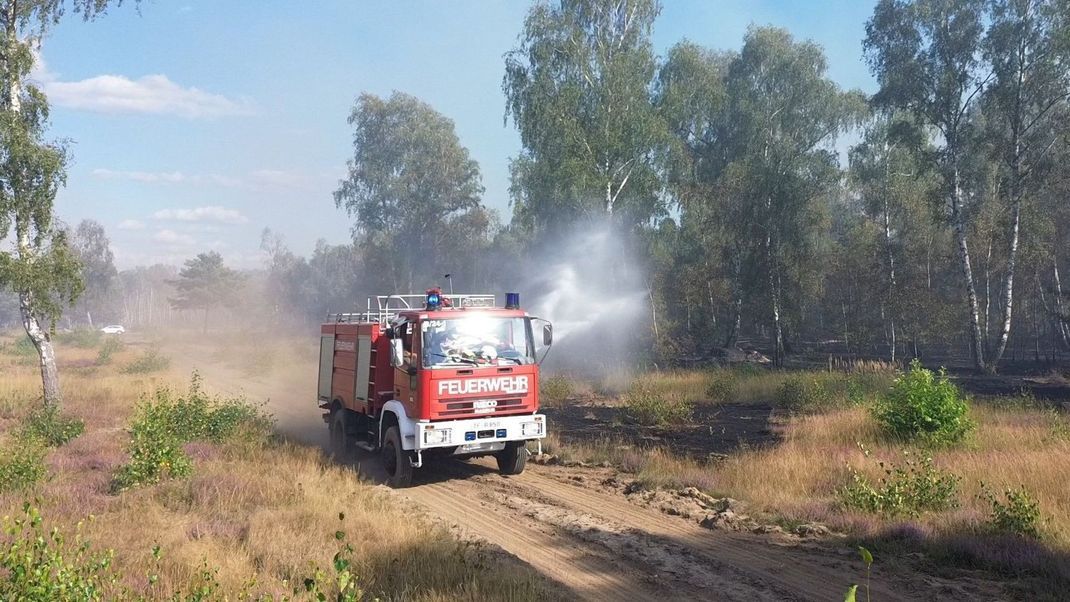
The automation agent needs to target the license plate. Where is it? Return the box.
[473,400,498,409]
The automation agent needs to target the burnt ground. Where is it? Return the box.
[543,401,780,460]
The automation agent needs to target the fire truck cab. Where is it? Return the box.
[318,291,551,487]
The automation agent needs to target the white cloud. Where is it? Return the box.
[153,229,197,246]
[42,73,254,119]
[91,167,317,192]
[116,219,145,230]
[152,206,249,225]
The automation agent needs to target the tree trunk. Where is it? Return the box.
[950,168,987,371]
[20,292,62,406]
[1053,256,1070,350]
[991,194,1021,367]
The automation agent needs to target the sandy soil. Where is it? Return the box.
[164,338,1008,601]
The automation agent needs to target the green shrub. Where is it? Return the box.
[0,504,121,601]
[623,379,693,426]
[705,369,739,403]
[95,338,124,365]
[0,444,47,493]
[19,406,85,448]
[776,374,828,411]
[111,375,271,492]
[840,450,960,517]
[873,359,972,445]
[120,350,171,374]
[539,375,574,407]
[980,484,1043,538]
[6,337,37,358]
[55,329,102,349]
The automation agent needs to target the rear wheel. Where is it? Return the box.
[328,409,352,463]
[496,441,528,476]
[382,426,414,488]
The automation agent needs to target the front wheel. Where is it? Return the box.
[496,441,528,476]
[328,410,352,463]
[382,426,414,488]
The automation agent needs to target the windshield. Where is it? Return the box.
[422,316,534,368]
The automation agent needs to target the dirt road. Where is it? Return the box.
[166,339,1002,601]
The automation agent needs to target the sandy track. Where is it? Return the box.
[166,340,1002,601]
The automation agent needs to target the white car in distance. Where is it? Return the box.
[100,325,126,335]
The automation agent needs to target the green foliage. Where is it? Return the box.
[95,337,123,365]
[874,360,973,445]
[0,444,47,493]
[705,369,739,403]
[504,0,666,230]
[120,349,170,374]
[168,252,245,332]
[845,546,874,602]
[776,374,828,411]
[111,375,271,492]
[301,513,365,602]
[539,375,574,407]
[0,504,120,601]
[623,379,693,426]
[19,405,85,448]
[334,91,488,287]
[980,484,1043,539]
[55,329,101,348]
[5,336,38,358]
[840,449,960,517]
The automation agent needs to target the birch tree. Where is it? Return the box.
[865,0,992,370]
[981,0,1070,365]
[334,92,485,293]
[503,0,666,232]
[720,27,863,364]
[0,1,131,406]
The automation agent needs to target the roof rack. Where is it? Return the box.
[326,293,497,324]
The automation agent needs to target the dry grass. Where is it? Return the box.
[0,331,556,600]
[550,363,1070,594]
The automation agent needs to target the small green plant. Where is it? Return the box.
[873,359,972,445]
[0,503,122,601]
[95,338,124,365]
[980,483,1043,539]
[0,444,47,493]
[845,546,873,602]
[120,350,171,374]
[19,406,85,448]
[111,374,271,492]
[776,374,828,412]
[840,447,960,517]
[301,512,365,601]
[623,379,693,426]
[55,329,103,349]
[540,374,574,407]
[7,336,37,358]
[705,369,739,403]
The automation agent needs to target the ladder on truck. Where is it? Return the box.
[326,293,497,324]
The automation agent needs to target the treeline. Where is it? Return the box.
[6,0,1070,372]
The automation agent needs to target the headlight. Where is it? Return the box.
[423,429,451,444]
[521,421,543,436]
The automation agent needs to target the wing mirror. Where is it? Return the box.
[542,323,553,346]
[390,338,404,367]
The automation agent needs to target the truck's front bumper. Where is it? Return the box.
[414,414,546,451]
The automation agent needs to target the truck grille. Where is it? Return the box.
[438,397,526,417]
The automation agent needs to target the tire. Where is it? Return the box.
[496,441,528,476]
[328,409,352,463]
[382,426,414,488]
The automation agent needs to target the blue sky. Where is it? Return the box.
[37,0,878,269]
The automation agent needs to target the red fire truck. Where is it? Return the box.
[318,291,552,487]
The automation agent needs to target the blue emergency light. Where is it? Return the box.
[426,292,442,309]
[505,292,520,309]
